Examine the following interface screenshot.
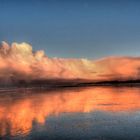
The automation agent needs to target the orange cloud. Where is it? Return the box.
[0,41,139,85]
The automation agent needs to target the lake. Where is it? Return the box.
[0,86,140,140]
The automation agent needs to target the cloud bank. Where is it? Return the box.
[0,41,139,85]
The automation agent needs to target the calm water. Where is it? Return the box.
[0,86,140,140]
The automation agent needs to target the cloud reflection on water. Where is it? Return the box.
[0,87,140,138]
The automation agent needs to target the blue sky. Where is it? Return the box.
[0,0,140,59]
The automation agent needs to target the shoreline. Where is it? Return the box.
[0,81,139,92]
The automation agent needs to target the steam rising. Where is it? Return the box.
[0,41,139,85]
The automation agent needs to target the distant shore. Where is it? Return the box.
[0,79,139,91]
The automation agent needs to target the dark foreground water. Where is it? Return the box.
[0,86,140,140]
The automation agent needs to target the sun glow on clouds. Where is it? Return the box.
[0,41,139,84]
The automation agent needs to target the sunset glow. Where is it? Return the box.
[0,87,139,136]
[0,1,140,139]
[0,42,139,85]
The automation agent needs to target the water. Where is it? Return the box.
[0,86,140,140]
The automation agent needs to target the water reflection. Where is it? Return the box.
[0,87,140,139]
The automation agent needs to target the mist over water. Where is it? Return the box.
[0,86,140,140]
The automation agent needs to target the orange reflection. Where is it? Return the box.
[0,87,140,136]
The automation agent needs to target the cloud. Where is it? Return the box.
[0,41,139,85]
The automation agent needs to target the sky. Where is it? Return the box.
[0,0,140,59]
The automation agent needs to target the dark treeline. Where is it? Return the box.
[0,79,139,89]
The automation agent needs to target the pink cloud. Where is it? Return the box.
[0,41,139,85]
